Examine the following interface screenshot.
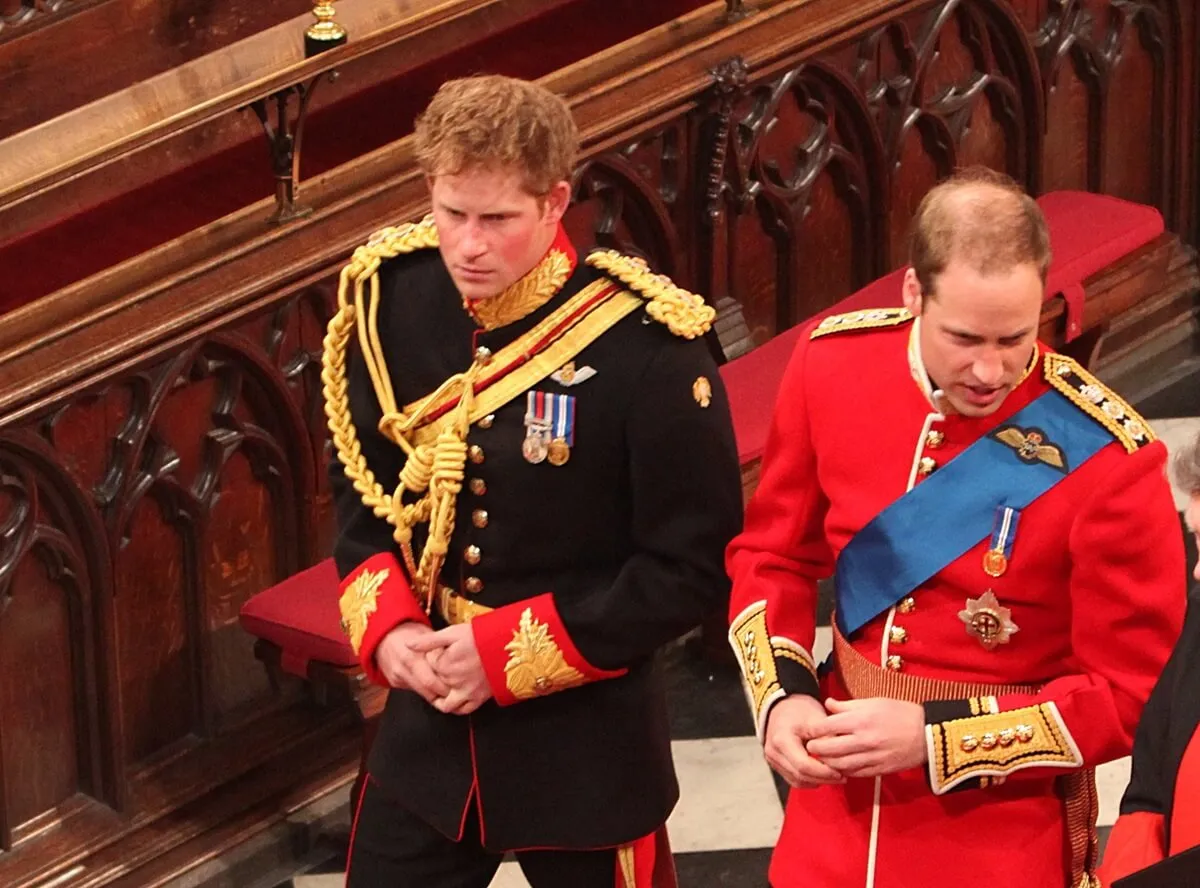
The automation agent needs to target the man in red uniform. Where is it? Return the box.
[726,167,1187,888]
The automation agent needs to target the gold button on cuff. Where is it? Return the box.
[469,478,487,496]
[998,728,1016,747]
[464,576,484,595]
[898,597,916,614]
[886,655,903,671]
[464,545,482,566]
[918,457,937,476]
[889,626,908,645]
[477,414,495,430]
[472,510,489,529]
[980,732,998,750]
[1015,724,1035,743]
[469,445,485,465]
[960,734,979,752]
[926,430,945,448]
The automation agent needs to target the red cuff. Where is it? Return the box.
[1098,810,1166,886]
[471,592,626,706]
[338,552,429,686]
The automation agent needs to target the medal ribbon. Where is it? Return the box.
[989,507,1020,562]
[553,394,575,446]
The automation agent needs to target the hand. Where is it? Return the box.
[407,624,493,716]
[804,697,928,778]
[763,695,847,789]
[375,622,452,704]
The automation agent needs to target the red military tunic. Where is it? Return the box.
[726,309,1186,888]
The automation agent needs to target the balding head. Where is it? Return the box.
[908,167,1051,300]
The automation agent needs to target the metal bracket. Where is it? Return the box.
[246,71,338,225]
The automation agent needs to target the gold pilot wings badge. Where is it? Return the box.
[989,425,1069,474]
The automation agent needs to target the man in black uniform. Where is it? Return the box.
[324,74,742,887]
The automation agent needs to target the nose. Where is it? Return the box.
[459,223,488,260]
[971,351,1005,388]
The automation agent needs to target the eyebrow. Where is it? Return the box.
[943,325,1035,341]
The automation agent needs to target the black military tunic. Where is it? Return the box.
[329,221,743,851]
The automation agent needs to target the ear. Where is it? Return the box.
[542,180,572,225]
[901,268,924,317]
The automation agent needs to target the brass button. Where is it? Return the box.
[464,576,484,595]
[1015,724,1035,743]
[464,545,482,566]
[469,478,487,496]
[469,445,485,465]
[475,347,494,365]
[477,414,495,430]
[925,430,945,448]
[472,509,488,529]
[889,626,908,645]
[918,457,937,476]
[998,728,1016,747]
[980,732,998,750]
[886,655,903,671]
[898,597,916,614]
[960,734,979,752]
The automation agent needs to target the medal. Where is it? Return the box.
[983,506,1020,577]
[982,550,1008,577]
[525,391,575,466]
[547,438,571,466]
[546,392,574,466]
[522,430,549,463]
[523,391,552,464]
[958,591,1019,650]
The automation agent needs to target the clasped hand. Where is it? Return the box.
[763,695,928,788]
[375,622,493,716]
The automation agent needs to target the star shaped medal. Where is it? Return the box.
[958,591,1019,651]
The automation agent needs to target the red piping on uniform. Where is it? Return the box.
[416,283,620,427]
[343,772,373,887]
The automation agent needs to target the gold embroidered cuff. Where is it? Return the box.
[728,602,821,739]
[925,701,1083,794]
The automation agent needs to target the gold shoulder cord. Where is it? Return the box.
[585,250,715,339]
[322,217,483,612]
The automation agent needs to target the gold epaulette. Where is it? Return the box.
[1044,354,1155,453]
[585,250,715,340]
[810,307,913,339]
[344,215,440,283]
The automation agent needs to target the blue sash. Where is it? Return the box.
[834,390,1114,635]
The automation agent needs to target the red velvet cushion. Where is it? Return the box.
[238,558,359,668]
[718,269,907,465]
[1038,190,1164,297]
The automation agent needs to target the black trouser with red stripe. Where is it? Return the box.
[345,779,654,888]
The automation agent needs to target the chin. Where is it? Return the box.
[455,280,503,301]
[950,394,1009,418]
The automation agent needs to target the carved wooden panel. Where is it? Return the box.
[0,432,113,851]
[0,285,334,853]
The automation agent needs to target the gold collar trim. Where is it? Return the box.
[463,249,573,331]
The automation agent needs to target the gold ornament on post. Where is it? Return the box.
[305,0,348,57]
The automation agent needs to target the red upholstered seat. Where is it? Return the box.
[238,558,357,672]
[718,190,1164,468]
[1039,191,1163,340]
